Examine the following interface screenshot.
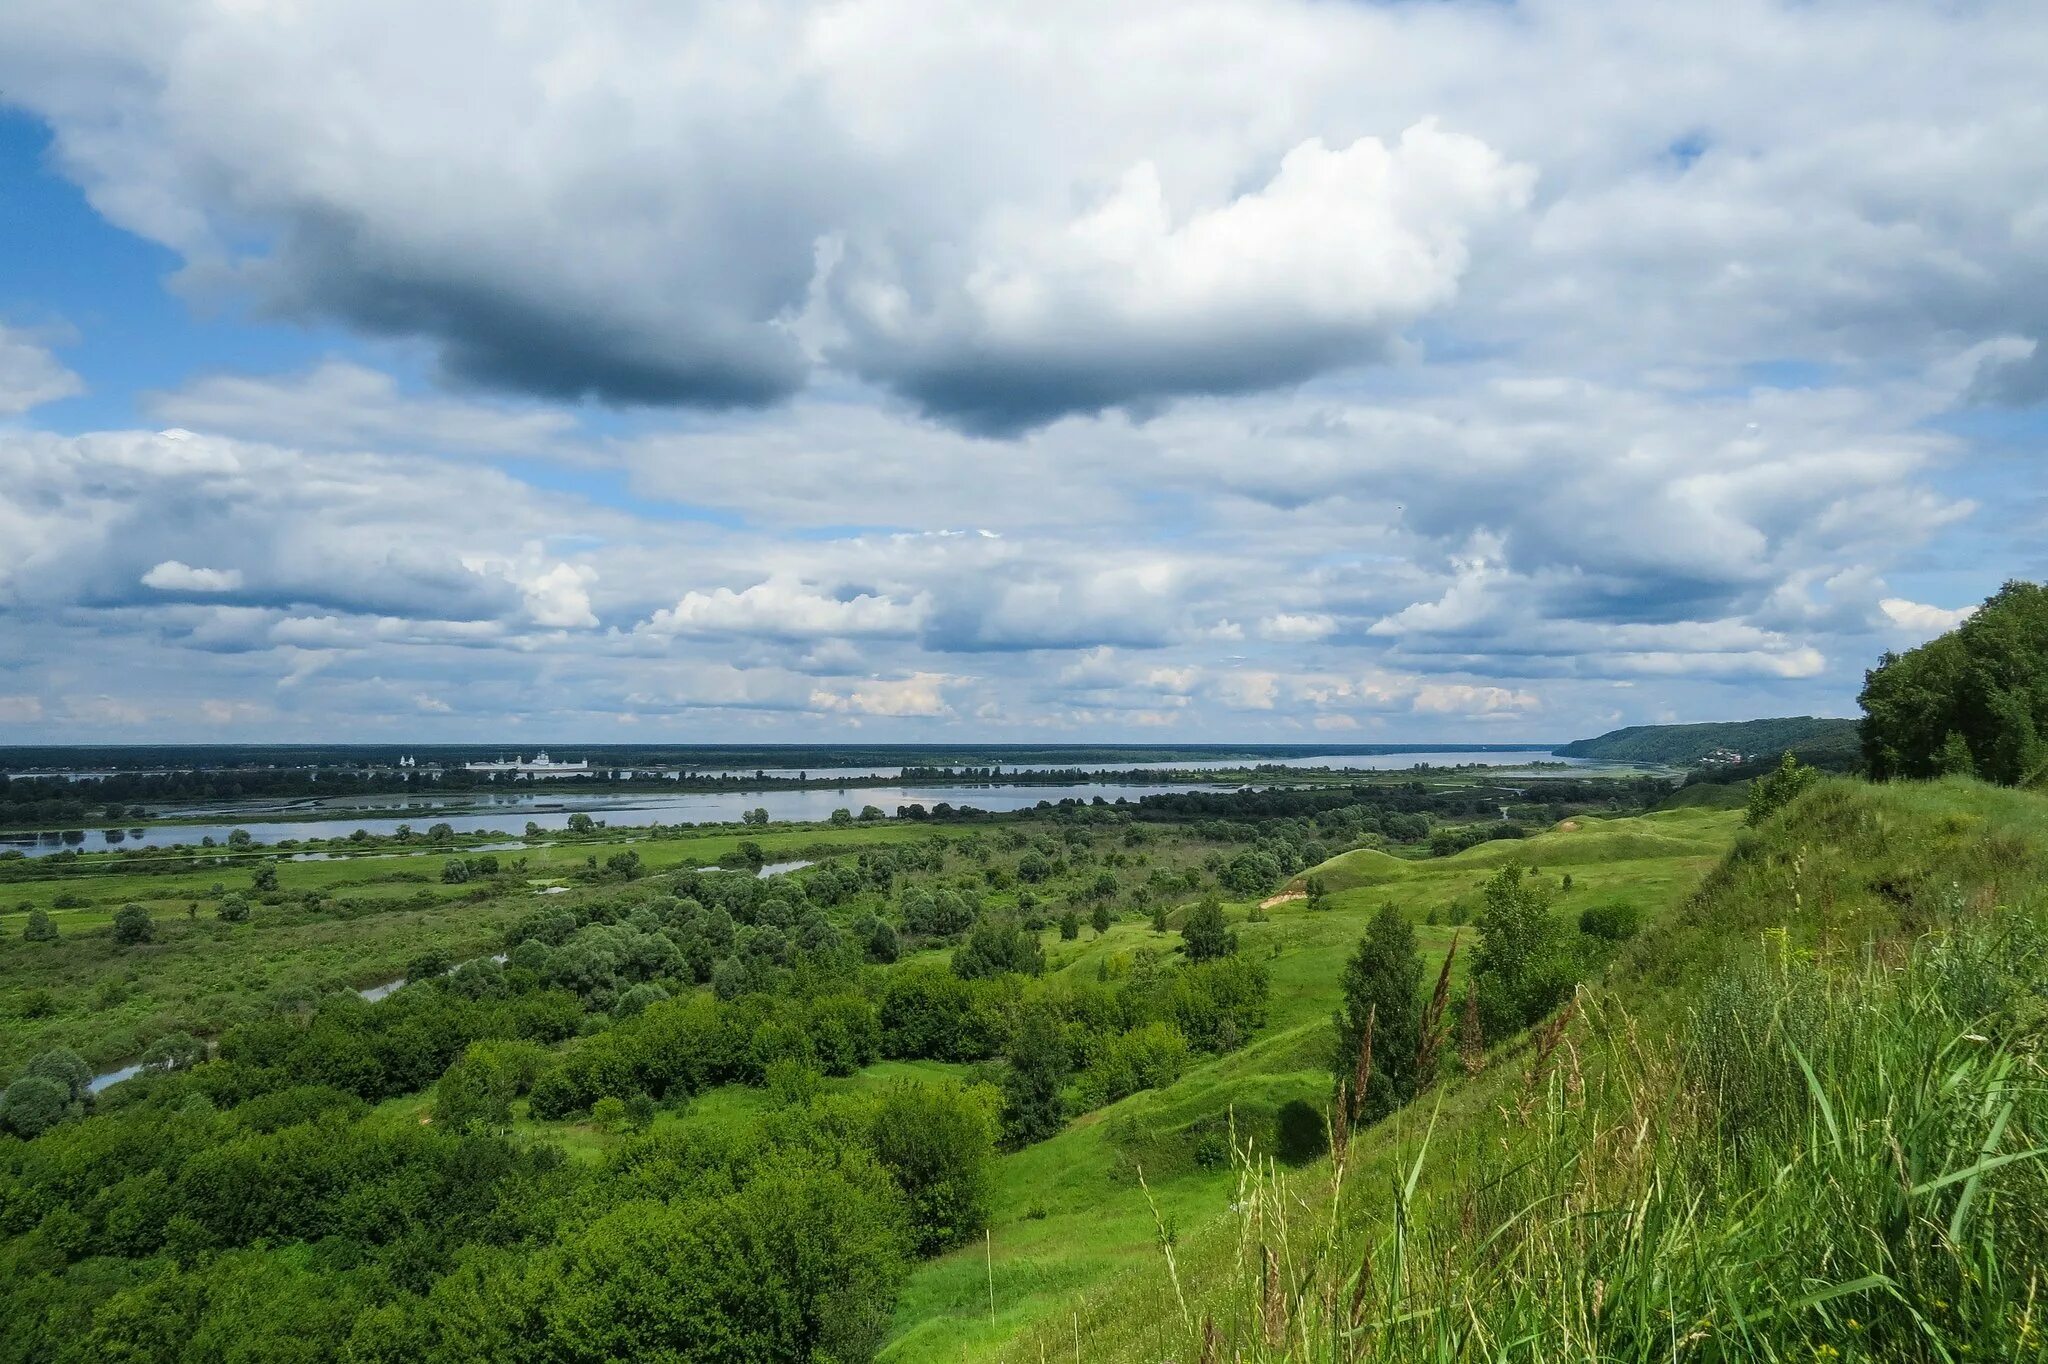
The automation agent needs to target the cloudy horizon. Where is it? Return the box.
[0,0,2038,744]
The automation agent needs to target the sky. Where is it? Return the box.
[0,0,2041,745]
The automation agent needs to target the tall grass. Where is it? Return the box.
[1179,903,2048,1362]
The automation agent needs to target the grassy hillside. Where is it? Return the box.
[877,807,1741,1358]
[1557,716,1859,764]
[1008,778,2048,1363]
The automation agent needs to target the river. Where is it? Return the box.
[6,752,1586,859]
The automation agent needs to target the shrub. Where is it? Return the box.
[1273,1098,1327,1164]
[217,892,252,923]
[1180,899,1236,962]
[112,903,156,945]
[0,1075,72,1138]
[22,908,58,942]
[868,1080,999,1254]
[1745,752,1820,826]
[1578,902,1640,942]
[1080,1021,1189,1107]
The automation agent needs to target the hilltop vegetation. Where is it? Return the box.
[1861,579,2048,785]
[1555,716,1859,765]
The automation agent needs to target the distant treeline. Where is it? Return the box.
[1555,717,1860,766]
[0,741,1556,775]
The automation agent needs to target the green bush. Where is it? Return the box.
[868,1080,999,1255]
[1273,1098,1327,1165]
[1577,902,1640,942]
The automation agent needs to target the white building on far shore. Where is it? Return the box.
[463,751,592,779]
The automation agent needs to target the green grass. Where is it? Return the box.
[879,807,1744,1360]
[992,778,2048,1364]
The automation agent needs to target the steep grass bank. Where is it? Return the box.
[1011,779,2048,1362]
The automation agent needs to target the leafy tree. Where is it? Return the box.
[112,903,156,945]
[1179,899,1236,962]
[141,1032,207,1074]
[1220,849,1282,896]
[0,1075,72,1137]
[441,858,473,884]
[1938,730,1977,777]
[859,805,885,821]
[830,807,854,825]
[217,892,251,923]
[1305,874,1329,910]
[1860,580,2048,784]
[711,955,750,1000]
[23,907,58,941]
[427,822,456,841]
[1468,862,1576,1040]
[1091,902,1111,934]
[1000,1004,1069,1146]
[868,1080,998,1254]
[566,812,596,834]
[1333,903,1422,1122]
[251,862,279,893]
[526,1155,908,1364]
[1059,909,1079,941]
[614,981,671,1017]
[952,916,1045,979]
[227,827,254,848]
[1745,751,1821,826]
[24,1046,91,1102]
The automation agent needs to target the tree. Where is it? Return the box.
[526,1156,908,1364]
[1468,862,1575,1040]
[112,903,156,945]
[1305,874,1329,911]
[566,812,596,834]
[251,863,279,893]
[951,916,1045,979]
[1860,580,2048,784]
[868,1080,998,1254]
[859,805,886,821]
[830,807,854,826]
[742,807,770,826]
[24,1046,91,1102]
[853,913,900,963]
[0,1075,71,1138]
[1334,904,1422,1123]
[141,1032,207,1074]
[1180,899,1236,962]
[1221,849,1282,896]
[23,908,58,942]
[1745,751,1820,827]
[227,828,253,848]
[1000,1004,1069,1146]
[711,955,750,1000]
[1091,901,1111,934]
[1059,910,1079,941]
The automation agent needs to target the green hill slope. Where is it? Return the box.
[1556,716,1858,764]
[1000,778,2048,1363]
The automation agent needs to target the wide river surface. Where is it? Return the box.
[7,751,1588,857]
